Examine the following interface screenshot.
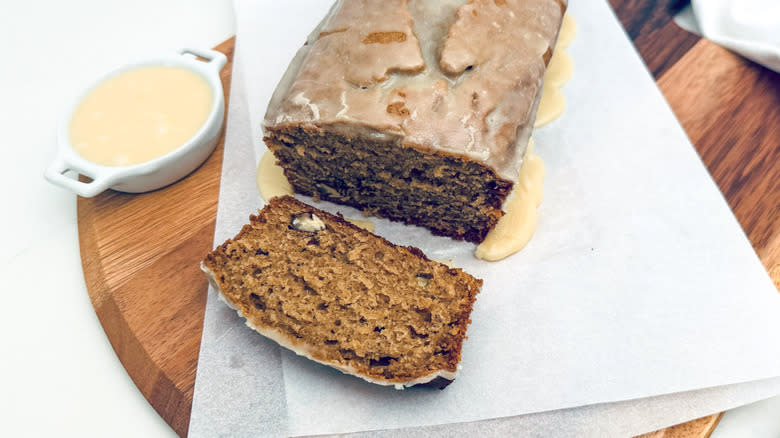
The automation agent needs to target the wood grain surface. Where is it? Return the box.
[77,2,780,437]
[78,38,232,436]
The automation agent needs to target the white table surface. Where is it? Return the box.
[0,1,777,437]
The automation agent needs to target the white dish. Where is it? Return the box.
[44,47,227,197]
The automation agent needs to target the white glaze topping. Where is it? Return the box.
[264,0,566,182]
[256,149,294,202]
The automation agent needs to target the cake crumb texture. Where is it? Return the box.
[202,196,481,386]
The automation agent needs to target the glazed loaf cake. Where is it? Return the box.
[201,196,481,388]
[264,0,566,243]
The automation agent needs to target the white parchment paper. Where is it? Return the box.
[189,0,780,436]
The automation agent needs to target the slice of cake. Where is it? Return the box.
[263,0,566,242]
[201,196,481,389]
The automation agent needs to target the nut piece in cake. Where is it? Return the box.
[291,212,326,232]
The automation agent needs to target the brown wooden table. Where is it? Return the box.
[76,1,780,436]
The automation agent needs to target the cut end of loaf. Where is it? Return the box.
[265,126,512,243]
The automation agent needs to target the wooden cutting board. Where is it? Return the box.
[77,2,780,437]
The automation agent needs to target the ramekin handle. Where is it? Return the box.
[178,47,227,72]
[44,157,116,198]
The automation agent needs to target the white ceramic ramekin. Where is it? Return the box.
[45,47,227,197]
